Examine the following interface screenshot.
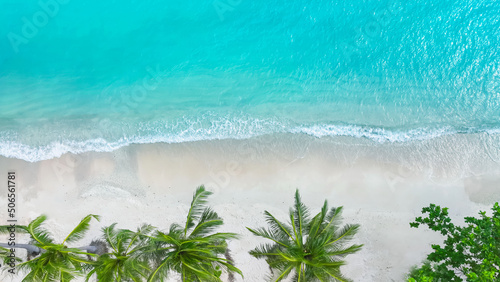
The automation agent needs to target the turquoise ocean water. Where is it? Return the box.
[0,0,499,162]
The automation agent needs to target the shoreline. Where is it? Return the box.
[2,123,500,163]
[1,134,500,281]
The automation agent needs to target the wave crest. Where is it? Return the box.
[1,114,496,162]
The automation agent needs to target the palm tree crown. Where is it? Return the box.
[247,189,362,282]
[86,223,154,282]
[1,214,99,282]
[147,185,243,282]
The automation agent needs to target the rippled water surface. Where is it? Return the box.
[0,0,499,161]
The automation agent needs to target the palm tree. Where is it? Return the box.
[86,223,154,282]
[147,185,243,282]
[0,214,100,281]
[247,189,363,282]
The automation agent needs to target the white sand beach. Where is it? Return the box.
[1,133,500,281]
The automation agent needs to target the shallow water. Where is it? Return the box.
[0,0,499,161]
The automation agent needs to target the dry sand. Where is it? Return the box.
[1,133,500,281]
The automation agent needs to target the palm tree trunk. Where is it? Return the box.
[76,245,97,253]
[0,242,103,260]
[0,243,42,254]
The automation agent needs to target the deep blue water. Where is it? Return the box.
[0,0,499,161]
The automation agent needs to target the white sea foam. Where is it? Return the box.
[1,115,497,162]
[290,124,460,143]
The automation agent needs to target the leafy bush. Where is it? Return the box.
[408,203,500,281]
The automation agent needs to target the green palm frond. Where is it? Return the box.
[203,232,239,242]
[102,223,120,252]
[246,227,290,248]
[249,243,281,258]
[63,214,100,244]
[126,223,155,254]
[264,211,294,242]
[190,208,223,238]
[155,231,181,246]
[147,255,172,282]
[326,244,363,257]
[327,224,360,246]
[184,185,212,236]
[0,224,29,235]
[92,252,151,282]
[168,223,182,235]
[292,189,310,244]
[308,200,328,238]
[309,263,351,282]
[134,224,156,239]
[320,206,344,235]
[27,215,53,245]
[274,264,294,281]
[114,229,133,254]
[1,246,23,266]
